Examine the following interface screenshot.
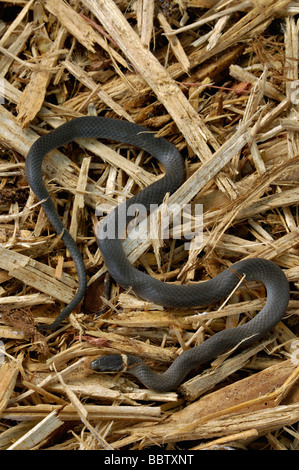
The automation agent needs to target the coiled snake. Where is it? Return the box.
[25,116,289,392]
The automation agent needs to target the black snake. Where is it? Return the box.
[25,116,289,392]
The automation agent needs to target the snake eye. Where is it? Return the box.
[90,354,124,372]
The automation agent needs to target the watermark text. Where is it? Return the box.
[95,201,203,250]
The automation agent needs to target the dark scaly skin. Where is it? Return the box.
[26,116,289,391]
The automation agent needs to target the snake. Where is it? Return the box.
[25,116,290,392]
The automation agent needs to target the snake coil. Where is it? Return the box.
[26,116,289,392]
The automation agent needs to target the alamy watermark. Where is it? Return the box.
[290,340,299,366]
[95,201,203,250]
[0,79,5,105]
[0,340,5,366]
[290,80,299,105]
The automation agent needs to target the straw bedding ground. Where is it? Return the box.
[0,0,299,451]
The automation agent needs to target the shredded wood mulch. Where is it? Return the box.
[0,0,299,451]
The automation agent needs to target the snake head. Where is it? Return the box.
[90,354,125,372]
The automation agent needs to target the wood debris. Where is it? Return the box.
[0,0,299,451]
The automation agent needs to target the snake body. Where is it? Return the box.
[26,116,289,392]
